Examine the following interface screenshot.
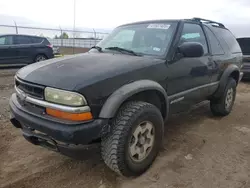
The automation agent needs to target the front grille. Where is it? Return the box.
[15,77,45,99]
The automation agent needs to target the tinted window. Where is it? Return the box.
[0,36,13,45]
[180,23,208,54]
[212,27,241,53]
[32,37,43,43]
[15,36,32,45]
[237,38,250,55]
[42,38,50,45]
[204,26,224,55]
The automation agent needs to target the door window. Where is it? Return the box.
[180,23,208,54]
[14,36,32,45]
[0,36,13,45]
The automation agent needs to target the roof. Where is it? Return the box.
[118,17,226,29]
[0,34,45,38]
[237,37,250,40]
[118,19,180,27]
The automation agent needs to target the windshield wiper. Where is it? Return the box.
[105,46,141,56]
[91,46,102,52]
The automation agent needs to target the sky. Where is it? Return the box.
[1,0,250,37]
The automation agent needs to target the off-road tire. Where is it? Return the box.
[101,101,164,177]
[210,77,237,116]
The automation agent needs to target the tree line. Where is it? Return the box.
[54,32,69,39]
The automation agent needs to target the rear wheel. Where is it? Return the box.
[101,101,164,177]
[210,78,236,116]
[34,54,47,62]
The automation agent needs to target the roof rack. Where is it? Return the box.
[191,17,225,28]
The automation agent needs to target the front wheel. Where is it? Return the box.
[210,77,237,116]
[101,101,164,177]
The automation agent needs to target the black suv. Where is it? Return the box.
[0,34,54,67]
[237,37,250,79]
[9,18,243,177]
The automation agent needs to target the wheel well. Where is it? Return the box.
[122,90,167,119]
[230,70,239,84]
[34,53,48,59]
[212,69,240,99]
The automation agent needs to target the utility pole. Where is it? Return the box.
[73,0,76,54]
[14,21,18,34]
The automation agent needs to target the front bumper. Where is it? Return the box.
[9,93,109,158]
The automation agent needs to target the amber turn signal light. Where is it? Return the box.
[46,108,93,121]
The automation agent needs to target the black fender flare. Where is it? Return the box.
[213,64,240,98]
[99,80,169,120]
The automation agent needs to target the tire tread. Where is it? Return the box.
[210,77,236,116]
[101,101,162,176]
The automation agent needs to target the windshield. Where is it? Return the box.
[96,22,177,57]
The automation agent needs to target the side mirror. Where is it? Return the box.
[178,42,204,58]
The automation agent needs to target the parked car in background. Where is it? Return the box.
[0,34,54,67]
[237,37,250,79]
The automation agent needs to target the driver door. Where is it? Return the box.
[167,22,213,113]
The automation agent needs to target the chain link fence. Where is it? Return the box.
[0,23,110,54]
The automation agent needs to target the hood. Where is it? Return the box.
[17,52,160,91]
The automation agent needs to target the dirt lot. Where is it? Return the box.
[0,68,250,188]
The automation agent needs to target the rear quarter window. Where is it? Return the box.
[212,27,241,54]
[32,37,43,43]
[42,38,51,45]
[204,26,224,55]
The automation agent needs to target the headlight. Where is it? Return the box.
[44,87,87,106]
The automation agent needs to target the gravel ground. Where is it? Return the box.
[0,68,250,188]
